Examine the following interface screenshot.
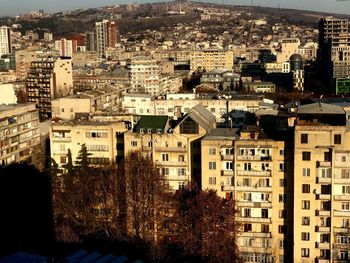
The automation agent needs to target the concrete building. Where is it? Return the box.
[50,118,129,171]
[290,54,305,91]
[0,83,17,104]
[94,20,119,58]
[124,105,216,190]
[277,38,300,63]
[294,102,350,262]
[54,38,77,57]
[201,126,293,263]
[0,26,11,56]
[190,49,234,72]
[200,69,240,91]
[26,57,73,118]
[0,103,40,165]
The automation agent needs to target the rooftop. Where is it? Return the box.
[297,102,346,115]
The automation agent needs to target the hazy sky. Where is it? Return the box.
[1,0,350,17]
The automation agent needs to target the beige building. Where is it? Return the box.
[201,126,293,263]
[124,105,216,190]
[190,49,234,72]
[294,102,350,263]
[0,103,40,165]
[26,57,73,118]
[50,118,129,170]
[277,38,300,63]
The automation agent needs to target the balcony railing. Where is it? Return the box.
[237,201,272,208]
[334,210,350,217]
[316,242,331,249]
[236,185,272,192]
[334,195,350,201]
[316,226,331,232]
[334,178,350,184]
[333,227,350,233]
[52,137,71,142]
[317,194,331,200]
[317,161,331,167]
[221,170,234,176]
[237,155,272,161]
[240,232,271,238]
[157,161,187,167]
[317,176,331,184]
[221,154,234,161]
[238,217,271,223]
[237,170,271,176]
[155,147,187,152]
[316,210,331,216]
[222,185,235,191]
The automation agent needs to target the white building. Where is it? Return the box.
[0,83,17,104]
[0,26,11,56]
[54,38,77,57]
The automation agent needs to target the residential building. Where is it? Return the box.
[0,83,17,104]
[190,49,234,72]
[277,38,300,63]
[54,38,77,57]
[26,57,73,118]
[294,102,350,262]
[94,20,119,57]
[0,26,11,56]
[200,69,240,91]
[0,103,40,165]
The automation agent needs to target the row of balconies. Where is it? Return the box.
[237,155,272,161]
[238,217,272,223]
[237,201,272,208]
[237,170,271,176]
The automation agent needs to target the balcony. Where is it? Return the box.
[334,195,350,201]
[334,178,350,184]
[316,210,331,216]
[166,175,188,181]
[155,147,187,152]
[237,170,271,177]
[317,194,331,200]
[316,258,330,263]
[317,161,331,168]
[317,176,331,184]
[237,155,272,161]
[240,232,271,238]
[141,146,152,151]
[221,170,234,176]
[238,217,271,223]
[157,161,187,167]
[335,161,350,168]
[236,186,272,192]
[52,137,71,142]
[316,242,331,249]
[316,226,331,232]
[237,201,272,208]
[222,185,235,191]
[333,226,350,233]
[334,210,350,217]
[221,154,234,161]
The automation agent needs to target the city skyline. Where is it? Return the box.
[1,0,350,17]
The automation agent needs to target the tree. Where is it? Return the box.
[75,144,92,170]
[62,149,74,175]
[163,188,240,263]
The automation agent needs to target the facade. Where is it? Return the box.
[0,103,40,165]
[277,38,300,63]
[190,49,234,72]
[50,119,129,170]
[0,26,11,56]
[200,69,240,91]
[201,126,293,263]
[124,105,216,190]
[0,83,17,104]
[94,20,119,57]
[54,38,77,57]
[294,102,350,262]
[26,57,73,118]
[243,82,276,93]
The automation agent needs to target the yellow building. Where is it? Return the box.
[294,102,350,263]
[201,125,293,263]
[190,49,234,72]
[124,104,216,190]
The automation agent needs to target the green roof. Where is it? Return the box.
[134,115,168,133]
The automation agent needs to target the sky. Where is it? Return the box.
[0,0,350,17]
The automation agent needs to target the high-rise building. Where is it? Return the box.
[294,102,350,262]
[0,103,40,165]
[0,26,11,56]
[54,38,77,57]
[26,57,73,118]
[318,17,350,93]
[94,20,119,57]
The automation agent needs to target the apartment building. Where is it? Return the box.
[190,49,234,72]
[276,38,300,63]
[0,103,40,165]
[54,38,77,57]
[0,26,11,57]
[51,87,122,119]
[50,118,129,170]
[26,57,73,118]
[124,104,216,190]
[202,125,293,263]
[122,93,263,126]
[294,102,350,262]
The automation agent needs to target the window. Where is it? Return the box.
[209,161,216,170]
[279,210,287,219]
[279,239,285,248]
[279,149,285,156]
[342,186,350,194]
[303,168,310,177]
[302,200,310,210]
[180,117,199,134]
[243,192,252,201]
[162,153,169,162]
[341,218,349,228]
[302,184,310,193]
[302,151,311,161]
[208,148,216,155]
[334,134,342,144]
[131,141,137,147]
[209,177,216,185]
[301,248,310,258]
[262,239,270,248]
[302,216,310,225]
[178,155,185,162]
[261,224,269,233]
[162,168,169,176]
[279,163,287,172]
[278,225,287,234]
[177,142,182,148]
[279,194,287,203]
[301,232,310,241]
[279,179,287,187]
[244,224,252,232]
[177,168,186,176]
[178,182,185,190]
[261,209,268,218]
[244,208,251,217]
[60,156,66,164]
[225,161,233,170]
[243,178,251,186]
[340,251,348,260]
[341,169,350,179]
[301,134,308,144]
[244,162,252,171]
[341,202,350,210]
[324,151,331,162]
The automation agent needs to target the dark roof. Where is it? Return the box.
[203,128,239,140]
[290,53,302,61]
[177,104,215,132]
[298,102,345,115]
[134,115,168,133]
